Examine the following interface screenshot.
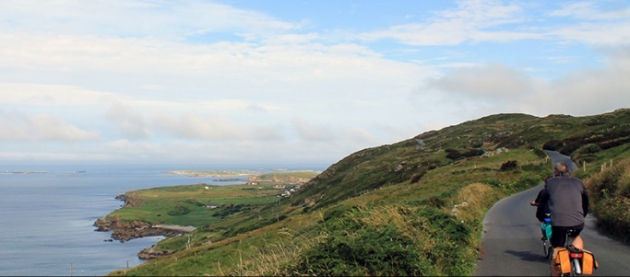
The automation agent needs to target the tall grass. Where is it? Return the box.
[584,159,630,242]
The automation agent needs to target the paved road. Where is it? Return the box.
[474,152,630,276]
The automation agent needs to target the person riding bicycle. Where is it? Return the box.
[530,188,551,240]
[536,162,590,276]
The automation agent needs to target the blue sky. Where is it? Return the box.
[1,0,629,169]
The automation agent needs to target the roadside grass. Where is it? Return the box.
[572,142,630,179]
[584,159,630,243]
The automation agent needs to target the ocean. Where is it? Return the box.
[0,163,251,276]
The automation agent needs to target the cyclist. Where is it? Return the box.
[536,162,589,276]
[530,188,551,240]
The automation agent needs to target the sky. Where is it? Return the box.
[1,0,629,169]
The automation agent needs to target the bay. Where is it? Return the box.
[0,163,251,276]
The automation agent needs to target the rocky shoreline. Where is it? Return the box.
[93,193,196,259]
[93,216,183,243]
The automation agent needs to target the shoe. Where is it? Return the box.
[541,236,547,241]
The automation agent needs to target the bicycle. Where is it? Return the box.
[530,202,552,259]
[541,214,552,259]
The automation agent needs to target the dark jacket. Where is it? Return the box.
[534,188,550,222]
[539,175,589,227]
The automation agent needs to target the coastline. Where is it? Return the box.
[166,170,259,177]
[93,193,196,259]
[93,172,316,263]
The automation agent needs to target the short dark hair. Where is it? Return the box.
[554,162,569,176]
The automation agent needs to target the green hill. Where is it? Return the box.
[108,108,630,276]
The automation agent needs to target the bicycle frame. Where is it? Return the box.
[542,215,552,259]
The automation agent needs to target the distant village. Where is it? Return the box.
[245,181,305,198]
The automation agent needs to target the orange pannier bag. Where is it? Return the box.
[581,249,599,275]
[553,247,571,274]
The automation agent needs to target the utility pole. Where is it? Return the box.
[69,263,73,277]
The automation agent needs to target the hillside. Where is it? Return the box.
[108,108,630,276]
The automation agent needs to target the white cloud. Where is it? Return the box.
[291,118,381,146]
[540,51,630,115]
[419,45,630,119]
[0,110,100,141]
[0,83,117,106]
[0,0,299,39]
[292,118,337,142]
[425,63,535,100]
[544,1,630,46]
[0,30,429,105]
[149,112,247,140]
[105,102,151,139]
[549,2,630,21]
[0,151,111,162]
[550,23,630,46]
[358,0,538,45]
[103,139,167,161]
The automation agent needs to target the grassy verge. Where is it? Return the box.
[584,159,630,243]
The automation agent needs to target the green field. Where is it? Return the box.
[107,183,285,227]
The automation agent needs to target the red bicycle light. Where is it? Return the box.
[570,253,583,259]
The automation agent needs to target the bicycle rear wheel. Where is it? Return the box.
[543,241,552,259]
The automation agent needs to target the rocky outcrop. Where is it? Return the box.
[95,194,196,260]
[137,245,177,260]
[94,192,190,242]
[93,216,183,242]
[115,193,143,208]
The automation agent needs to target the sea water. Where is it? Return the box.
[0,163,250,276]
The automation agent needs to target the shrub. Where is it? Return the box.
[409,171,425,184]
[500,160,518,171]
[184,199,205,207]
[167,205,191,216]
[446,148,484,161]
[528,146,547,158]
[212,204,251,218]
[543,140,563,151]
[283,205,473,276]
[427,196,446,208]
[288,224,425,276]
